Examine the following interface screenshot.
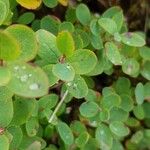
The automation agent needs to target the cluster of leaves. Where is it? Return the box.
[0,0,150,150]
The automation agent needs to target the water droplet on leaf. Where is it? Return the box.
[20,74,28,82]
[29,83,39,90]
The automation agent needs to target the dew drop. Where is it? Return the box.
[67,82,71,86]
[73,83,77,88]
[20,74,28,82]
[66,65,71,69]
[14,66,19,71]
[28,74,32,77]
[126,41,130,44]
[29,83,39,90]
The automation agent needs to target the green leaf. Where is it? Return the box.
[122,58,139,76]
[0,1,7,25]
[0,135,9,150]
[0,67,11,86]
[67,49,97,74]
[7,62,49,98]
[111,140,124,150]
[26,117,39,137]
[76,3,91,25]
[79,101,99,118]
[66,75,88,98]
[5,24,38,62]
[142,102,150,119]
[65,7,76,23]
[131,131,143,144]
[56,31,75,57]
[91,34,103,50]
[0,99,13,127]
[109,107,129,122]
[95,123,113,150]
[43,0,58,8]
[139,46,150,60]
[141,61,150,80]
[38,94,58,110]
[8,126,23,150]
[70,120,86,136]
[119,94,133,112]
[0,31,20,61]
[109,121,130,137]
[105,42,122,65]
[10,97,36,126]
[59,21,74,33]
[90,19,101,36]
[40,15,59,35]
[121,32,145,47]
[102,6,124,31]
[43,65,59,87]
[98,18,118,35]
[133,105,145,120]
[52,63,75,81]
[135,83,144,105]
[101,93,121,110]
[57,122,74,145]
[75,132,89,148]
[36,29,60,64]
[144,82,150,99]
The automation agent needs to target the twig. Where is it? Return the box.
[48,90,68,123]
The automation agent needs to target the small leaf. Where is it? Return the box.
[101,93,121,110]
[59,21,74,33]
[76,3,91,25]
[98,18,118,35]
[0,1,7,25]
[26,117,39,137]
[56,31,75,57]
[17,12,35,25]
[66,75,88,98]
[0,67,11,86]
[52,63,75,81]
[139,46,150,60]
[75,132,89,148]
[6,24,38,62]
[0,31,20,61]
[16,0,42,9]
[7,62,49,98]
[135,83,144,105]
[67,49,97,74]
[0,135,9,150]
[58,0,68,6]
[102,6,124,31]
[0,99,13,127]
[79,101,99,118]
[109,121,130,137]
[105,42,122,65]
[95,123,113,150]
[133,105,145,120]
[57,122,74,145]
[43,0,58,8]
[141,61,150,80]
[8,126,23,150]
[131,131,143,144]
[122,58,139,76]
[43,65,59,87]
[90,19,101,36]
[36,29,60,64]
[91,34,103,50]
[121,32,145,47]
[10,97,36,126]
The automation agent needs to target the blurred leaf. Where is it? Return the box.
[76,3,91,25]
[141,61,150,80]
[98,18,118,35]
[59,21,74,33]
[121,32,145,47]
[16,0,42,9]
[135,83,144,105]
[6,24,38,62]
[57,122,74,145]
[139,46,150,60]
[0,135,9,150]
[0,1,7,25]
[96,123,113,149]
[105,42,122,65]
[0,31,20,61]
[79,101,99,118]
[109,121,130,137]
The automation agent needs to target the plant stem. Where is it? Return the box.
[48,90,68,123]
